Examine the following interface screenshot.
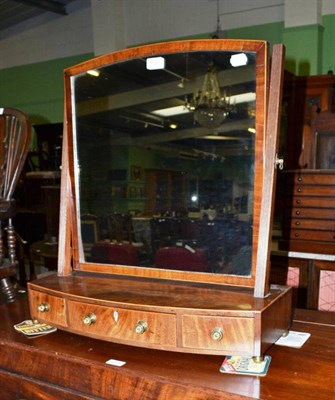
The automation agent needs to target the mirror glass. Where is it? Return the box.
[72,48,257,277]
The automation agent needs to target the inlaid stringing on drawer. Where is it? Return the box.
[29,290,67,327]
[181,315,254,352]
[67,300,177,347]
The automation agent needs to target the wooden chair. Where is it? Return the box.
[0,108,31,301]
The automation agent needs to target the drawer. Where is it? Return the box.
[289,208,335,219]
[181,315,254,352]
[291,173,335,185]
[289,218,335,230]
[290,229,335,242]
[67,301,177,347]
[292,185,335,196]
[290,196,335,208]
[29,290,67,327]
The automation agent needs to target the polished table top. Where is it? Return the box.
[0,297,334,400]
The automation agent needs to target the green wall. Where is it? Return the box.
[0,53,93,125]
[1,15,335,125]
[322,14,335,74]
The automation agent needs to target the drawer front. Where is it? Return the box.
[291,173,335,185]
[290,196,335,208]
[29,290,67,327]
[289,218,335,230]
[292,185,335,196]
[290,229,335,242]
[67,301,176,347]
[181,315,254,352]
[290,207,335,219]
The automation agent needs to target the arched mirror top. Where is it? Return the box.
[63,39,269,287]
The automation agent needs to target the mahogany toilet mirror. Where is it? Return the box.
[28,39,292,358]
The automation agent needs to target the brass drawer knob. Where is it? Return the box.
[295,210,300,215]
[134,320,148,334]
[37,303,50,313]
[210,327,224,341]
[83,312,97,326]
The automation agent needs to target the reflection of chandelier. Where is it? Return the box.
[186,63,233,128]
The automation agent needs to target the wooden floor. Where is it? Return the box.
[0,297,334,399]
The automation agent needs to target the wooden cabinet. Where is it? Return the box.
[145,169,186,214]
[281,170,335,254]
[283,74,335,169]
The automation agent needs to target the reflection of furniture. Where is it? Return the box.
[81,214,99,259]
[145,169,186,214]
[1,298,335,399]
[0,108,30,300]
[91,242,140,265]
[108,213,132,242]
[281,170,335,254]
[154,246,208,272]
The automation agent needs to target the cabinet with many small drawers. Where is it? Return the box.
[283,170,335,254]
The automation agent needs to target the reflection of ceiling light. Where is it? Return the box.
[121,115,164,128]
[230,53,248,67]
[200,135,241,140]
[146,56,166,70]
[230,92,255,104]
[152,105,190,117]
[185,64,232,128]
[87,69,100,77]
[152,93,255,119]
[248,127,256,133]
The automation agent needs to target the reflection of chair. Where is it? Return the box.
[81,214,99,260]
[108,213,132,242]
[154,246,208,272]
[0,108,31,301]
[151,218,180,250]
[179,218,201,241]
[91,242,140,266]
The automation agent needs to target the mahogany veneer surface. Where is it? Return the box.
[0,298,334,400]
[27,272,291,356]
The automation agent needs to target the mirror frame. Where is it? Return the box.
[59,39,269,289]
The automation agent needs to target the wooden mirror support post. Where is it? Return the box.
[28,40,292,358]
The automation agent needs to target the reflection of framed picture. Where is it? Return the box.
[315,131,335,169]
[131,165,143,181]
